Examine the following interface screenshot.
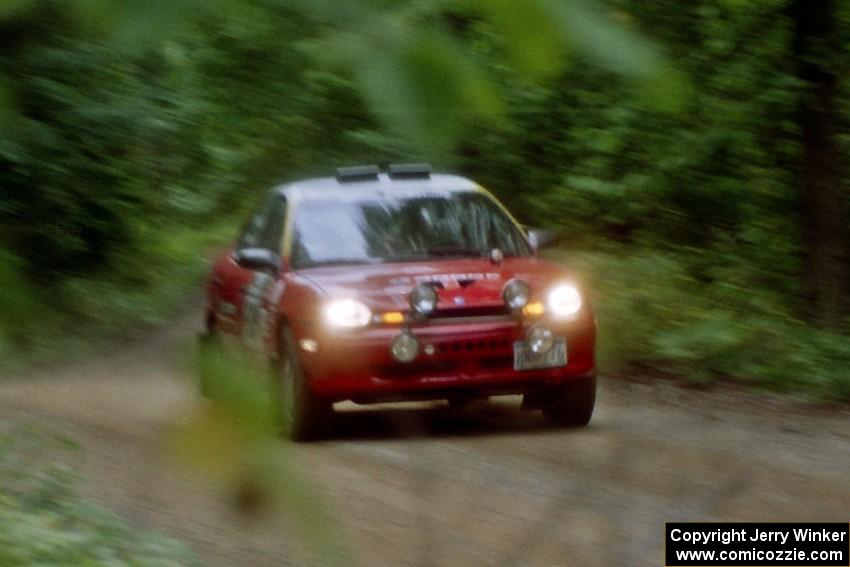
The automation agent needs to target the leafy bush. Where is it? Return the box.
[0,424,198,567]
[561,249,850,400]
[0,0,848,398]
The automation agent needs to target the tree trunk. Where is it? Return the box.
[793,0,848,327]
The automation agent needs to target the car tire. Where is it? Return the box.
[278,326,331,441]
[542,373,596,427]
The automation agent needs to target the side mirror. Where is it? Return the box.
[234,248,281,273]
[526,228,559,251]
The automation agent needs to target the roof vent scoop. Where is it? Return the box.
[336,165,380,183]
[388,163,432,179]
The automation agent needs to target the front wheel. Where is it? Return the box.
[542,374,596,427]
[278,327,332,441]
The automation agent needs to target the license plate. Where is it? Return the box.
[513,338,567,371]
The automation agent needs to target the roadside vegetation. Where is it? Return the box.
[0,423,197,567]
[1,0,848,400]
[0,4,848,563]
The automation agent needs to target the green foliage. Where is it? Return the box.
[562,248,850,400]
[356,28,504,159]
[0,0,848,397]
[178,343,352,565]
[0,1,307,366]
[0,424,197,567]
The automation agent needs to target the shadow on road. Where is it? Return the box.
[324,399,582,442]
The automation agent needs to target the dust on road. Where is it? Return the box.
[1,311,848,567]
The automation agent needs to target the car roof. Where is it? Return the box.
[274,173,480,201]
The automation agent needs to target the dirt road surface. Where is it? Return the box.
[1,309,848,566]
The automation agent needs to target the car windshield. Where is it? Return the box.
[291,192,531,269]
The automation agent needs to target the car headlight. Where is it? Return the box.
[502,279,531,310]
[323,299,372,328]
[410,284,438,315]
[547,284,582,317]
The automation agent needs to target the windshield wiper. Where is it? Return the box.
[423,247,488,258]
[297,258,383,269]
[382,249,487,262]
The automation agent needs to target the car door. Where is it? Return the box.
[210,194,277,337]
[240,194,287,352]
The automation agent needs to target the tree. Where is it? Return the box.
[793,0,848,327]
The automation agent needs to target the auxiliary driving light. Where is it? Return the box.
[527,325,554,354]
[391,332,419,363]
[410,284,438,315]
[502,279,531,310]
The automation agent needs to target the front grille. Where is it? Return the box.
[374,337,515,379]
[431,305,511,319]
[433,338,511,354]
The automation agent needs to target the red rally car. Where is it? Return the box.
[205,164,596,440]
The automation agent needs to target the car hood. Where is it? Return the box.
[297,256,574,312]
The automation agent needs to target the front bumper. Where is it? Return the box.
[295,315,596,403]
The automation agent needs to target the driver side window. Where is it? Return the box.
[237,193,287,252]
[259,196,286,254]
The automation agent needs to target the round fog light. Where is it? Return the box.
[527,325,554,354]
[391,332,419,363]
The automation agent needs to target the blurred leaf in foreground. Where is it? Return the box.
[0,0,32,22]
[70,0,232,53]
[321,0,688,156]
[357,28,503,160]
[468,0,566,79]
[169,341,353,566]
[541,0,690,112]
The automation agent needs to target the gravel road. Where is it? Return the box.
[1,309,848,567]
